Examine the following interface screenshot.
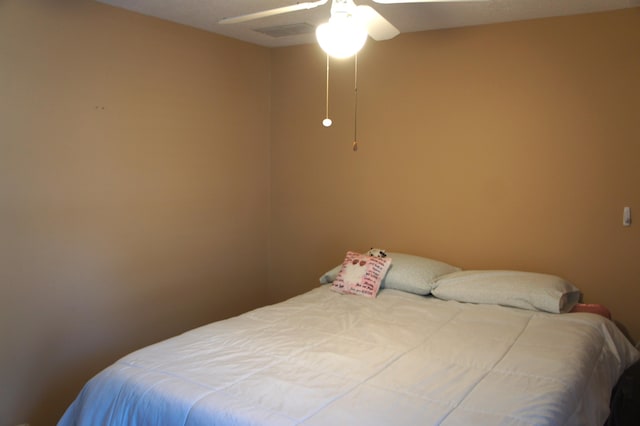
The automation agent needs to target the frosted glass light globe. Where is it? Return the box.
[316,17,367,59]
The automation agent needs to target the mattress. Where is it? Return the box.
[59,286,639,426]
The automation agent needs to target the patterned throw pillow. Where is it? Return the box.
[331,251,392,298]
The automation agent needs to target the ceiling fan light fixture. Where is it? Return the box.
[316,15,367,59]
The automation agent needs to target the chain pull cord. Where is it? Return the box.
[322,54,332,127]
[353,53,359,152]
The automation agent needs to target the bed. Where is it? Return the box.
[59,252,639,426]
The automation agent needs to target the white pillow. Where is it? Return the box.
[432,270,581,313]
[321,252,460,295]
[330,251,392,298]
[319,264,342,284]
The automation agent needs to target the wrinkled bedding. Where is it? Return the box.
[59,286,639,426]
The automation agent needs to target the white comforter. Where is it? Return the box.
[59,286,639,426]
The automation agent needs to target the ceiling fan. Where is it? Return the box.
[221,0,486,150]
[220,0,486,58]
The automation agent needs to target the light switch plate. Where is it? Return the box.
[623,207,631,227]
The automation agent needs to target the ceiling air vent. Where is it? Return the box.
[254,22,315,38]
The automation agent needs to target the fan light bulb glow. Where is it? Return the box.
[322,118,333,127]
[316,16,367,59]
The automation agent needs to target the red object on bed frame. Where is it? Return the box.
[570,303,612,320]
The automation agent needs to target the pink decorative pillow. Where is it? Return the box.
[330,251,392,298]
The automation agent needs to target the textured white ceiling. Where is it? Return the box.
[95,0,640,48]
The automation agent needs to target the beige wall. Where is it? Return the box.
[270,9,640,339]
[2,2,639,425]
[0,1,270,424]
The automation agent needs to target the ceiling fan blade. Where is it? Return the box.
[373,0,486,3]
[219,0,329,25]
[355,5,400,41]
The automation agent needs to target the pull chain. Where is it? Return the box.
[353,53,359,152]
[322,54,332,127]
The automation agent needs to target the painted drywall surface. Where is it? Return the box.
[0,0,270,424]
[270,9,640,339]
[2,3,638,424]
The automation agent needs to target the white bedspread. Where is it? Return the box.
[59,286,639,426]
